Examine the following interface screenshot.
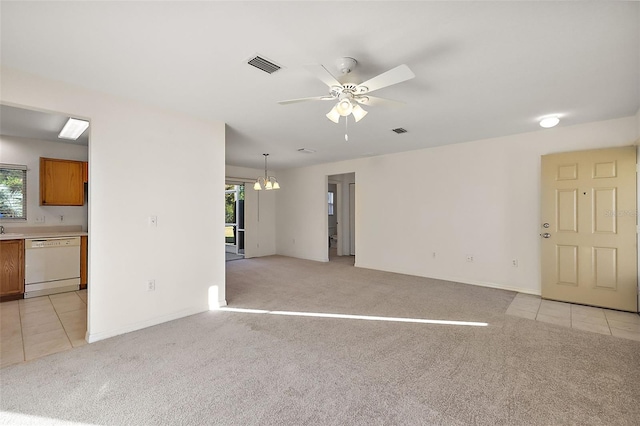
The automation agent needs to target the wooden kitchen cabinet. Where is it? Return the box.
[0,239,25,299]
[40,157,85,206]
[80,235,88,289]
[82,162,88,183]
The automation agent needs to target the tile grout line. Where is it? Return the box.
[17,300,26,364]
[569,304,572,329]
[50,296,74,348]
[603,309,612,335]
[54,292,88,347]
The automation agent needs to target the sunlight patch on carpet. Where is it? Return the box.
[217,307,488,327]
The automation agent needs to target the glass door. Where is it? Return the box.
[225,184,245,258]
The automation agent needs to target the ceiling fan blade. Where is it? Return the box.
[304,64,343,88]
[355,96,405,107]
[357,64,415,94]
[278,96,334,105]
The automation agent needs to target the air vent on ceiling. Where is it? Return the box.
[392,128,408,134]
[247,55,281,74]
[297,148,316,154]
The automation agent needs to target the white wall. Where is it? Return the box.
[0,135,88,230]
[1,67,226,342]
[276,116,638,295]
[226,165,276,258]
[636,108,640,312]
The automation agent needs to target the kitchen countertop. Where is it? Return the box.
[0,226,88,241]
[0,231,88,241]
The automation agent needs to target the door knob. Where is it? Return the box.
[541,233,551,238]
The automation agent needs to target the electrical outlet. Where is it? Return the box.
[59,215,64,223]
[34,216,45,223]
[512,259,519,267]
[466,255,474,262]
[147,280,155,291]
[432,252,436,258]
[148,216,158,227]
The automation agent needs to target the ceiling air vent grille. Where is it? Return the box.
[392,128,408,134]
[247,56,281,74]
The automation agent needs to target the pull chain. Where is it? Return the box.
[345,115,349,142]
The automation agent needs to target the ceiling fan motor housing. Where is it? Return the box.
[336,57,357,74]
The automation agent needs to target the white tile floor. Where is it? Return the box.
[506,293,640,341]
[0,290,87,368]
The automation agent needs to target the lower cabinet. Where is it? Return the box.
[0,239,25,298]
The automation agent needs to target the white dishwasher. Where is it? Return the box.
[24,237,81,298]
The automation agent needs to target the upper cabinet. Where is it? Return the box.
[40,157,85,206]
[82,161,88,184]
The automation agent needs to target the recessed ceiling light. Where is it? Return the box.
[539,116,560,128]
[58,118,89,140]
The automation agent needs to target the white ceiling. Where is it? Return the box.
[1,1,638,170]
[0,105,89,146]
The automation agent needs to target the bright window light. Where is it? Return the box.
[58,118,89,140]
[216,307,488,327]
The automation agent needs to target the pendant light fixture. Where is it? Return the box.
[253,153,280,191]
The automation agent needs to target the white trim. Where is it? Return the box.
[86,304,209,343]
[285,254,330,263]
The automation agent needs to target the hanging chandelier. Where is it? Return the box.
[253,153,280,191]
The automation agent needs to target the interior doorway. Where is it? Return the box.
[327,173,355,264]
[225,183,245,262]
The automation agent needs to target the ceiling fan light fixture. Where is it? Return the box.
[351,104,368,122]
[336,99,353,116]
[326,106,340,123]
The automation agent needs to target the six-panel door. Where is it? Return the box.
[541,146,637,312]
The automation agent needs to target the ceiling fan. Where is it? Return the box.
[278,57,415,124]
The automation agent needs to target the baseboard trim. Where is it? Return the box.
[354,264,540,296]
[280,253,330,263]
[86,304,209,343]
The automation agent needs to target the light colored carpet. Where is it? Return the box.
[225,252,244,262]
[1,255,639,425]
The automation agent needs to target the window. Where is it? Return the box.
[328,191,335,216]
[0,164,27,220]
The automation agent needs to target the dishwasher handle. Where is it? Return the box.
[26,237,81,249]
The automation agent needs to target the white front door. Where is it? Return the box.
[541,146,637,311]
